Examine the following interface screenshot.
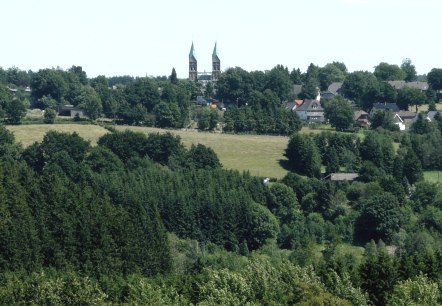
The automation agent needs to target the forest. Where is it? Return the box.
[0,112,442,304]
[1,61,442,304]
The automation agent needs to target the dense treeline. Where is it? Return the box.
[2,60,441,134]
[1,122,442,304]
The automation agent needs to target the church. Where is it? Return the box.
[188,42,221,82]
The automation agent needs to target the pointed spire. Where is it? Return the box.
[212,41,220,63]
[189,42,197,61]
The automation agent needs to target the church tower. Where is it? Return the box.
[189,42,198,81]
[211,42,220,81]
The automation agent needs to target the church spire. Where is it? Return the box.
[212,42,220,81]
[189,42,198,81]
[212,41,219,61]
[189,42,197,61]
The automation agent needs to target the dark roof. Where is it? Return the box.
[321,91,338,100]
[198,74,211,81]
[427,111,442,121]
[285,101,296,111]
[296,99,323,112]
[354,110,368,120]
[397,110,417,119]
[293,84,303,96]
[387,80,429,90]
[328,173,359,181]
[327,82,343,94]
[371,103,400,112]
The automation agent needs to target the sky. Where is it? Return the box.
[2,0,441,78]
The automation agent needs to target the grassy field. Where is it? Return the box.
[416,102,442,113]
[5,123,367,179]
[6,124,109,147]
[424,171,442,184]
[115,126,290,179]
[6,124,291,179]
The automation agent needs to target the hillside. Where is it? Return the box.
[7,124,290,179]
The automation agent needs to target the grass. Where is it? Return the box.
[5,123,365,180]
[6,124,109,147]
[115,126,290,179]
[423,171,442,184]
[416,102,442,113]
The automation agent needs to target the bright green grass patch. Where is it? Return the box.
[115,126,290,179]
[423,171,442,184]
[6,124,109,147]
[416,103,442,113]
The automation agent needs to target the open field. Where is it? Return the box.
[6,124,109,147]
[416,102,442,113]
[7,124,291,179]
[424,171,442,184]
[5,123,368,179]
[115,126,290,179]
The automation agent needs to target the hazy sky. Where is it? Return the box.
[2,0,441,78]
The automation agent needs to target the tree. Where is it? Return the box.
[323,96,354,131]
[30,68,67,103]
[0,84,14,119]
[360,249,399,305]
[286,134,322,178]
[318,63,346,91]
[43,108,56,124]
[370,110,400,131]
[341,71,380,109]
[169,67,178,84]
[401,58,417,82]
[74,86,102,120]
[355,191,402,243]
[268,182,300,224]
[410,113,433,134]
[427,68,442,92]
[154,102,181,128]
[387,274,439,306]
[374,62,405,81]
[359,132,395,174]
[402,148,423,185]
[3,98,29,124]
[243,202,279,250]
[397,86,427,111]
[264,65,292,101]
[187,144,222,170]
[215,67,253,106]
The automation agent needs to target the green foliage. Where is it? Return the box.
[397,86,427,111]
[43,108,57,124]
[359,132,395,174]
[387,274,440,306]
[427,68,442,91]
[374,62,405,81]
[370,110,400,131]
[401,58,417,82]
[355,192,402,243]
[360,248,399,305]
[341,71,380,109]
[286,133,322,178]
[154,101,182,128]
[0,270,107,305]
[187,144,222,170]
[323,96,354,131]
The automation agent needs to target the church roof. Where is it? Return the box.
[212,42,220,62]
[189,42,197,61]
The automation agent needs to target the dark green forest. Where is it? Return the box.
[1,118,442,304]
[1,61,442,304]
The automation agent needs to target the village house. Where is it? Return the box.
[295,99,325,123]
[354,110,369,127]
